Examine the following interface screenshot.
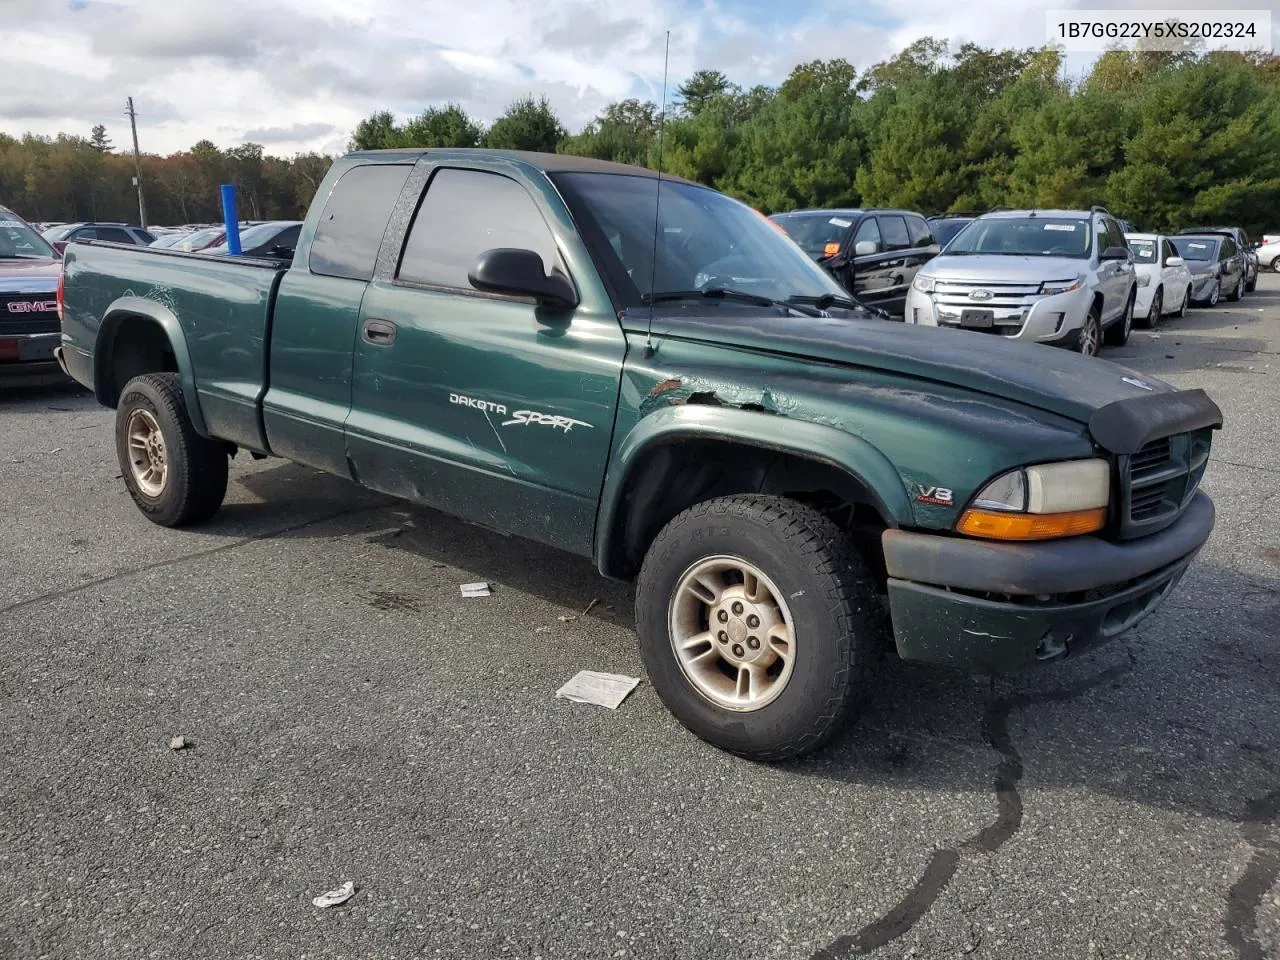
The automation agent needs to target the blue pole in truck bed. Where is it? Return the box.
[220,184,242,255]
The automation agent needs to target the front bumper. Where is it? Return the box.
[904,284,1091,345]
[881,491,1215,672]
[0,332,67,385]
[1133,283,1156,319]
[1190,274,1219,301]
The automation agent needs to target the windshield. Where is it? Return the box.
[1,215,57,258]
[947,217,1091,258]
[553,173,848,307]
[769,212,856,260]
[1170,237,1218,261]
[42,224,76,243]
[930,218,973,247]
[1127,238,1157,264]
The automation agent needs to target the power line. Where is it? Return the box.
[125,97,148,228]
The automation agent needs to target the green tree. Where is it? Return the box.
[676,69,736,117]
[89,124,112,153]
[482,96,566,152]
[350,110,405,151]
[402,104,483,148]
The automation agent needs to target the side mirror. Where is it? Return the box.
[1165,256,1184,267]
[1100,246,1131,261]
[853,240,878,257]
[469,248,578,310]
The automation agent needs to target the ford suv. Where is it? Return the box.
[904,207,1138,357]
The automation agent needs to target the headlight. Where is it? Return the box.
[912,274,935,294]
[1039,275,1085,296]
[957,459,1110,540]
[1137,274,1151,287]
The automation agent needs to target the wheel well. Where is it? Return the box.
[603,439,890,583]
[98,314,178,407]
[1091,291,1104,317]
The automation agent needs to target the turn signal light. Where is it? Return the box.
[955,507,1107,541]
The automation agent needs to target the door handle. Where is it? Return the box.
[362,318,397,345]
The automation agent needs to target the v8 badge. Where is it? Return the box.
[915,485,954,506]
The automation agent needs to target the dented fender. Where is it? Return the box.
[594,401,914,575]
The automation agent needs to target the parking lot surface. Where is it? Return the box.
[3,277,1279,960]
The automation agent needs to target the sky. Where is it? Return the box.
[1,0,1276,158]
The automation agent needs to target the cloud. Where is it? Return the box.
[241,122,342,144]
[5,0,1271,158]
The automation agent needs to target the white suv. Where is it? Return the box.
[904,207,1138,357]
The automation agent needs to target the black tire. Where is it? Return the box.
[115,372,228,527]
[1207,281,1220,307]
[1077,302,1102,356]
[1177,285,1191,317]
[1138,286,1161,330]
[1104,290,1134,346]
[1227,275,1244,302]
[1246,274,1256,293]
[635,494,880,761]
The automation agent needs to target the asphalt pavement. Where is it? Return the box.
[2,276,1279,960]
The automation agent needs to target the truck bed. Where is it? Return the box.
[60,240,289,452]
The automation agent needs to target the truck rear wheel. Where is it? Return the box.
[115,373,228,527]
[634,494,879,761]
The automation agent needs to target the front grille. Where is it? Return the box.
[1119,428,1212,538]
[0,293,59,336]
[930,279,1046,336]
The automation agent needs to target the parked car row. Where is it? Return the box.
[770,200,1268,358]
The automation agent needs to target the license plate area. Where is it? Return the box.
[959,309,994,329]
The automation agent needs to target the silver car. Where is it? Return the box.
[904,207,1138,356]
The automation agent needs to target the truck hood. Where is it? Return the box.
[920,253,1085,283]
[636,307,1177,427]
[0,256,60,293]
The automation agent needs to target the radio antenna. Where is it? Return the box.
[643,30,670,359]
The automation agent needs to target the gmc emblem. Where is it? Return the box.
[6,300,57,313]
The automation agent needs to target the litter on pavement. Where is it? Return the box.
[312,881,356,908]
[460,582,491,598]
[556,671,642,710]
[168,736,188,751]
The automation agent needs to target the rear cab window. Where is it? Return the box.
[396,168,564,290]
[309,164,413,280]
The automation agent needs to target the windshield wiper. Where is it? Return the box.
[642,288,819,316]
[786,292,892,320]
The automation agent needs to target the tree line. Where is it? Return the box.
[0,128,332,226]
[3,39,1279,233]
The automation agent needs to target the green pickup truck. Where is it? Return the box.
[56,149,1221,760]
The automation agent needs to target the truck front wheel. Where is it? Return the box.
[114,373,228,527]
[635,494,879,761]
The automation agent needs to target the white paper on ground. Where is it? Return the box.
[556,671,641,710]
[312,881,355,908]
[460,582,491,597]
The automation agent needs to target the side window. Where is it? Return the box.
[1162,239,1176,263]
[852,217,882,254]
[97,227,133,244]
[309,163,412,281]
[134,229,156,244]
[877,215,911,251]
[74,228,98,241]
[1221,238,1236,259]
[397,168,564,290]
[905,215,934,248]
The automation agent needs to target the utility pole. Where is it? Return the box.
[125,97,148,228]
